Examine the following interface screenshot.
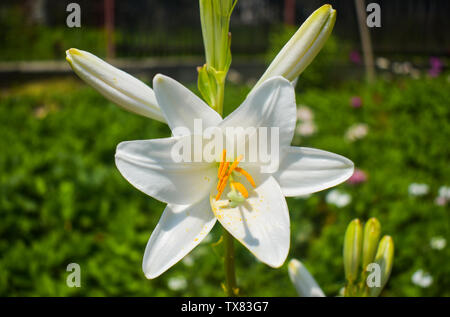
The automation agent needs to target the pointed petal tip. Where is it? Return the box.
[320,4,335,14]
[66,48,83,57]
[143,265,163,279]
[288,258,300,271]
[267,256,288,269]
[65,48,77,64]
[153,73,170,86]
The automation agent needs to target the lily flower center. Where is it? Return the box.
[215,150,256,206]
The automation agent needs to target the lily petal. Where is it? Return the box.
[115,137,217,205]
[211,174,290,268]
[274,147,354,197]
[288,259,325,297]
[143,197,216,279]
[153,74,222,135]
[220,76,296,169]
[66,48,165,122]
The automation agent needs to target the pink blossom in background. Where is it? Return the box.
[428,57,443,77]
[430,57,443,70]
[350,96,362,108]
[349,50,361,64]
[347,169,367,185]
[428,68,441,77]
[296,105,314,121]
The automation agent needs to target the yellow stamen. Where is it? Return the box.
[217,149,227,178]
[234,167,256,188]
[217,161,229,190]
[227,155,243,176]
[215,154,249,202]
[231,182,248,198]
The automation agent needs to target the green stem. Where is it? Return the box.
[215,79,225,115]
[214,74,236,296]
[223,229,237,296]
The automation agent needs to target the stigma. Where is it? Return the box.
[215,150,256,205]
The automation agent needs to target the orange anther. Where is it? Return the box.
[218,161,229,183]
[217,149,227,178]
[215,179,228,201]
[231,182,249,198]
[215,154,247,201]
[234,167,256,188]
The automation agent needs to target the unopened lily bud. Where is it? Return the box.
[199,0,236,72]
[255,4,336,88]
[343,219,363,283]
[288,259,325,297]
[362,218,381,270]
[369,235,394,297]
[66,48,165,122]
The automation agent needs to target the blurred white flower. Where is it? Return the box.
[167,276,188,291]
[375,57,390,70]
[411,269,433,288]
[295,105,317,137]
[392,61,413,75]
[326,189,351,207]
[438,186,450,199]
[345,123,368,142]
[288,259,325,297]
[296,121,317,136]
[430,236,446,250]
[297,105,314,121]
[408,183,429,196]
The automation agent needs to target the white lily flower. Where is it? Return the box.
[66,48,165,122]
[254,4,336,88]
[288,259,325,297]
[115,74,354,278]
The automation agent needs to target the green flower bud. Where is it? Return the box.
[199,0,236,72]
[362,217,381,270]
[343,219,363,283]
[198,0,237,111]
[369,235,394,297]
[255,4,336,88]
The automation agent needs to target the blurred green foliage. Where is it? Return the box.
[0,5,269,61]
[0,73,449,296]
[0,7,108,61]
